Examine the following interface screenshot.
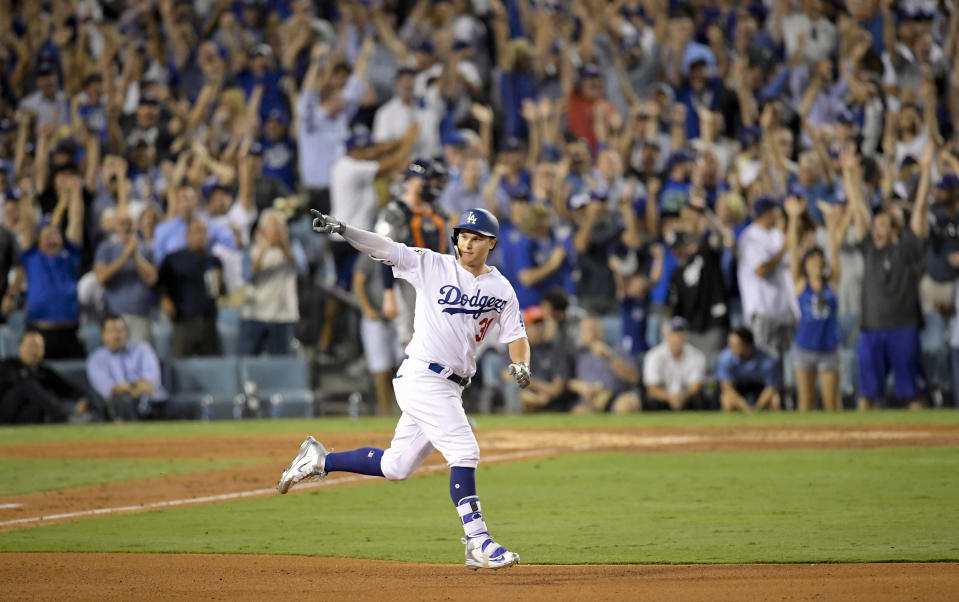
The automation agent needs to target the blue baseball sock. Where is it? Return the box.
[324,448,385,477]
[451,467,505,557]
[449,466,477,504]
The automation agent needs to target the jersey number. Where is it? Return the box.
[475,318,493,342]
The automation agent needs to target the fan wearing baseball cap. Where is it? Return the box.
[642,316,707,411]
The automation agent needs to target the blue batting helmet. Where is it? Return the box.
[453,208,499,239]
[451,208,499,257]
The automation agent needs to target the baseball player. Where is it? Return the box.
[278,206,531,571]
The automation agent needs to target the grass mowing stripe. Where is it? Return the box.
[2,411,958,445]
[1,447,956,564]
[0,458,262,497]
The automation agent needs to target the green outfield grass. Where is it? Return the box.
[1,446,957,564]
[0,458,263,497]
[2,409,958,445]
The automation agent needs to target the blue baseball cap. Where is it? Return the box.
[441,129,468,148]
[346,131,372,151]
[266,108,290,125]
[579,63,602,79]
[499,136,525,152]
[667,150,694,171]
[667,316,688,332]
[937,173,959,190]
[589,187,610,202]
[752,195,780,217]
[739,126,762,147]
[36,60,57,76]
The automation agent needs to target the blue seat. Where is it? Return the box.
[0,326,16,358]
[152,320,173,363]
[0,312,25,359]
[217,319,240,356]
[80,323,102,355]
[5,310,25,332]
[46,359,90,392]
[46,359,108,418]
[601,315,623,348]
[218,306,241,323]
[170,357,242,419]
[240,356,316,417]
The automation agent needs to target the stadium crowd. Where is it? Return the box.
[1,0,958,423]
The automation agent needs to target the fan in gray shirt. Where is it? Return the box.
[842,141,932,410]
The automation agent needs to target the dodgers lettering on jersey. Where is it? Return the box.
[388,243,526,378]
[437,285,508,318]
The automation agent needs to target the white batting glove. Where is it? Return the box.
[311,209,346,235]
[508,362,531,389]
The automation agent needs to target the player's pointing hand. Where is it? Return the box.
[311,209,346,235]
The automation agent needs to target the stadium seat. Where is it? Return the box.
[601,315,623,348]
[5,310,25,331]
[240,356,317,417]
[152,320,173,363]
[840,348,858,400]
[80,323,102,355]
[46,359,108,419]
[169,357,242,420]
[218,306,241,323]
[217,319,241,356]
[0,326,15,358]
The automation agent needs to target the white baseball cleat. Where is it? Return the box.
[463,535,520,570]
[277,436,328,494]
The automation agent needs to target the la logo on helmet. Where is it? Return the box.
[467,212,477,224]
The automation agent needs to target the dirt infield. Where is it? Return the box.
[2,554,957,601]
[2,423,959,600]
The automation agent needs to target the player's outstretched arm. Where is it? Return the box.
[311,209,395,262]
[507,338,532,389]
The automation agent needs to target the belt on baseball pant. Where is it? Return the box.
[403,355,469,387]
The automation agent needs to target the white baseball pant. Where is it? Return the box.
[380,358,479,481]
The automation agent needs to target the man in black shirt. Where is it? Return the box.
[0,330,85,424]
[158,217,223,358]
[667,223,729,357]
[571,190,624,316]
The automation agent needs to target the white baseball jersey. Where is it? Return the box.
[388,242,526,378]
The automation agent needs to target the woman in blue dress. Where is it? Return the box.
[785,196,849,411]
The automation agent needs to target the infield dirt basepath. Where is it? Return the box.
[2,554,957,601]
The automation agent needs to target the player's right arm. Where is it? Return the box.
[311,210,432,286]
[312,209,394,258]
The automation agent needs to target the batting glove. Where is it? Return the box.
[311,209,346,235]
[508,362,531,389]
